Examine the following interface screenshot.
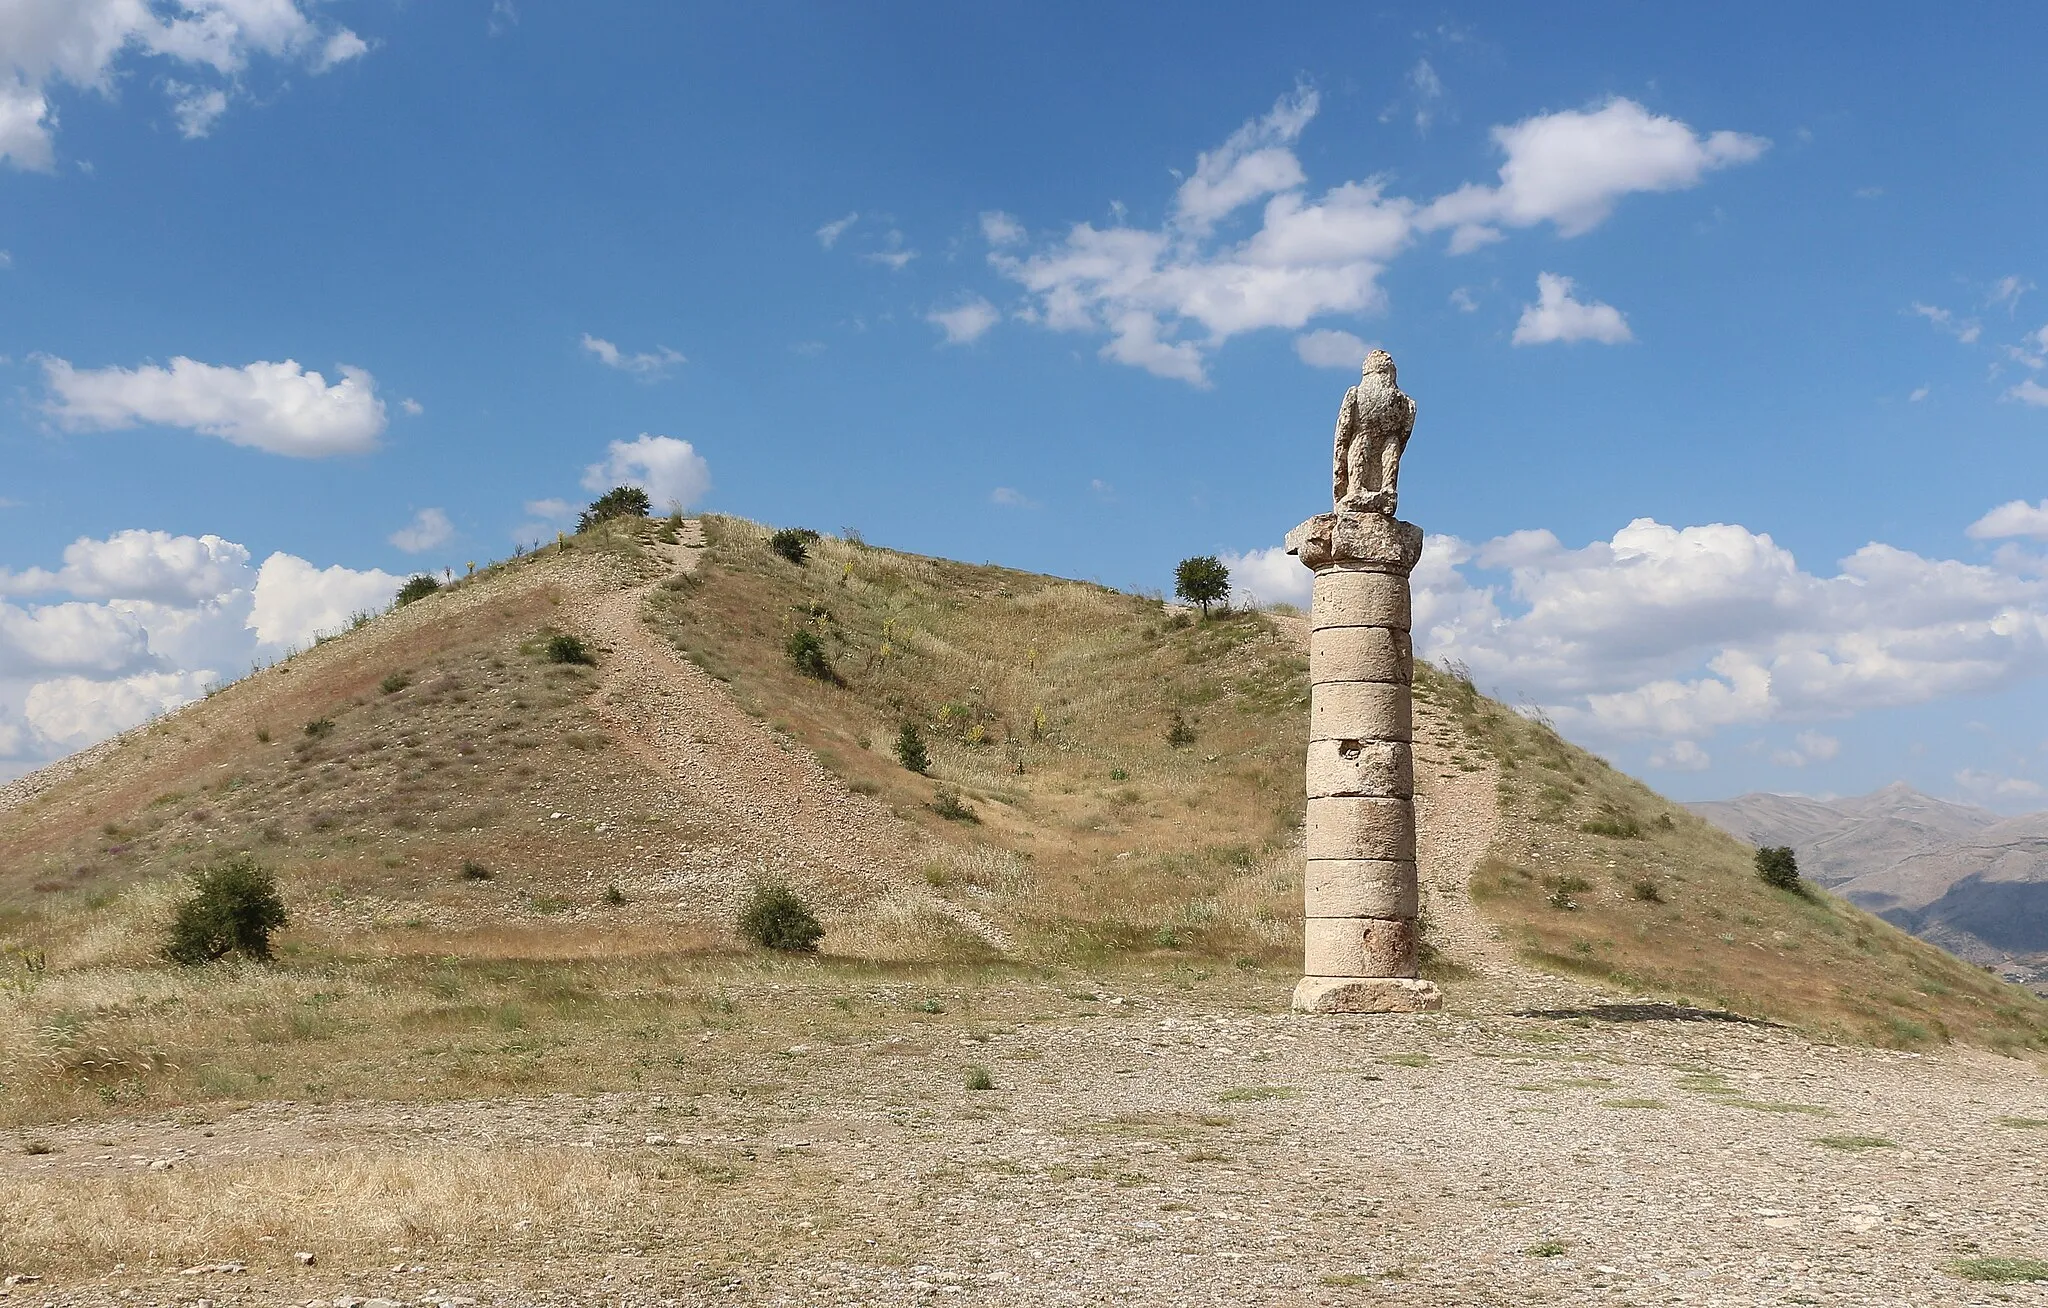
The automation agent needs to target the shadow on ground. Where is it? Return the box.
[1511,1002,1781,1027]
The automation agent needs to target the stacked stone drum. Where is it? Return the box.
[1285,510,1443,1014]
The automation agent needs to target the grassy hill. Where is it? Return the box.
[2,513,2043,1130]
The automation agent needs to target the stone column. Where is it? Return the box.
[1284,511,1443,1015]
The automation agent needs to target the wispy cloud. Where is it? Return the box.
[580,334,685,379]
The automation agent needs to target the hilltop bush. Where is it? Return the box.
[1174,555,1230,617]
[1756,845,1802,892]
[162,855,290,965]
[579,485,651,532]
[737,881,824,952]
[395,574,441,606]
[770,527,819,565]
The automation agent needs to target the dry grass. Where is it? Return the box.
[644,517,1307,963]
[1419,664,2048,1052]
[0,1149,651,1270]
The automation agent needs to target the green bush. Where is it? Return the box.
[737,882,824,953]
[380,672,410,695]
[395,574,441,606]
[162,855,290,965]
[545,633,595,665]
[578,485,651,532]
[1174,555,1230,617]
[964,1064,995,1091]
[770,527,819,565]
[460,860,494,881]
[786,628,833,680]
[1166,709,1196,748]
[1756,845,1802,891]
[932,786,979,823]
[303,717,335,738]
[895,723,930,774]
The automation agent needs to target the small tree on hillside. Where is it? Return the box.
[1174,555,1231,618]
[578,485,652,532]
[1755,845,1802,892]
[395,574,441,606]
[895,722,931,774]
[163,855,290,965]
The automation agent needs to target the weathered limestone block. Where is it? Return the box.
[1310,568,1411,631]
[1305,796,1416,862]
[1310,625,1412,684]
[1304,916,1420,978]
[1305,859,1419,918]
[1305,738,1413,799]
[1285,510,1424,574]
[1310,682,1412,744]
[1291,975,1442,1013]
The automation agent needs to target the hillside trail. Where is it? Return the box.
[566,521,1011,953]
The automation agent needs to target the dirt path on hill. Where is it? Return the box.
[569,521,1010,952]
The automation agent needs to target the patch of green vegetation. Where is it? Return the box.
[1814,1135,1896,1150]
[1215,1085,1298,1103]
[1378,1052,1431,1068]
[1946,1257,2048,1284]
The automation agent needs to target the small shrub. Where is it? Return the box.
[1166,710,1196,749]
[1755,845,1802,891]
[895,723,930,774]
[603,883,627,906]
[1524,1241,1568,1259]
[460,860,494,881]
[1630,877,1665,904]
[302,717,334,738]
[19,1138,56,1155]
[964,1064,995,1092]
[254,727,271,743]
[737,882,824,953]
[1580,816,1641,839]
[578,485,651,532]
[380,672,410,695]
[395,574,441,606]
[932,787,979,823]
[1173,555,1230,617]
[786,628,833,680]
[770,527,819,565]
[1545,874,1590,911]
[1109,767,1128,781]
[162,855,290,965]
[545,633,595,665]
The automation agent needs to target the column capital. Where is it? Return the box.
[1286,511,1423,574]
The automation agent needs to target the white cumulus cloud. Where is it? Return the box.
[984,89,1751,384]
[1512,272,1633,346]
[2009,379,2048,408]
[247,553,402,648]
[1969,500,2048,541]
[1647,740,1711,771]
[0,0,371,169]
[1294,329,1373,369]
[25,669,216,749]
[41,355,387,457]
[582,435,711,512]
[928,296,999,345]
[1221,545,1311,610]
[389,508,454,554]
[1418,97,1768,253]
[580,333,685,379]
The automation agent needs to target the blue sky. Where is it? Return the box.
[3,2,2047,809]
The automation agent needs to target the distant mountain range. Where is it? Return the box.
[1690,783,2048,994]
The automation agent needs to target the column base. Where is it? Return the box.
[1291,975,1442,1014]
